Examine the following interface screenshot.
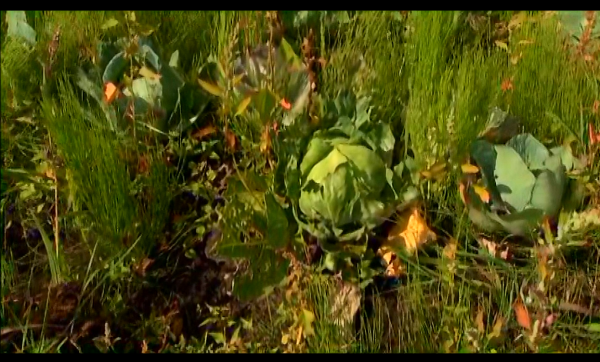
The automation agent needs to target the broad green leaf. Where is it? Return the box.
[336,144,387,195]
[102,52,128,83]
[529,169,562,217]
[494,145,536,212]
[130,77,162,107]
[253,89,277,124]
[300,137,334,176]
[198,79,223,97]
[491,208,544,237]
[6,11,36,46]
[233,248,290,301]
[359,198,387,228]
[160,65,185,113]
[365,123,395,164]
[137,44,161,71]
[506,133,550,171]
[549,146,574,171]
[320,165,354,225]
[279,37,303,70]
[265,193,289,248]
[305,147,347,185]
[530,154,566,217]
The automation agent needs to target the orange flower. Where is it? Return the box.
[501,78,514,92]
[280,98,292,110]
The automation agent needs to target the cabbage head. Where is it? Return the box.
[295,94,418,241]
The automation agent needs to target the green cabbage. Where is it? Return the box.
[294,93,418,241]
[464,133,575,236]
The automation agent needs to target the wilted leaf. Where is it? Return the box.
[478,237,510,260]
[476,308,485,334]
[513,299,531,330]
[459,180,468,205]
[387,207,436,254]
[421,161,447,181]
[192,124,217,140]
[141,340,148,353]
[260,126,272,154]
[379,247,405,277]
[443,239,457,260]
[198,79,223,97]
[134,258,154,277]
[589,122,600,145]
[480,108,522,144]
[487,316,507,346]
[103,82,120,104]
[461,163,480,174]
[472,184,491,203]
[224,128,237,150]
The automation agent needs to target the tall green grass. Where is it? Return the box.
[41,79,171,259]
[509,17,599,138]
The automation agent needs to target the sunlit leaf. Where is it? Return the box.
[472,184,491,203]
[513,299,531,330]
[103,82,119,104]
[494,40,509,51]
[235,96,252,117]
[280,98,292,111]
[461,163,479,174]
[138,66,161,80]
[6,11,36,46]
[386,206,436,254]
[198,79,223,97]
[101,18,119,30]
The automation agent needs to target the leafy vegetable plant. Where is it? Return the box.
[461,109,577,236]
[77,33,209,135]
